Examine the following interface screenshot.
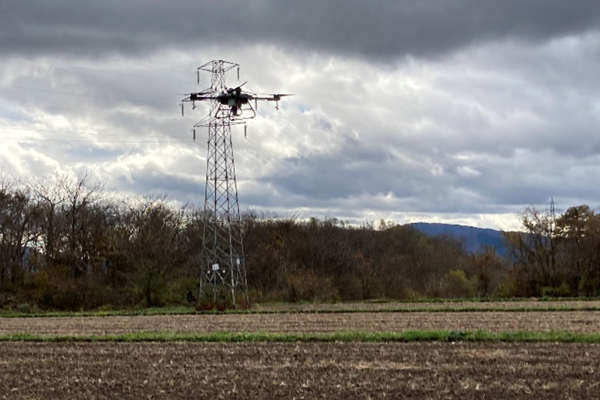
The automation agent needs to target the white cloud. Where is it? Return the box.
[457,166,481,178]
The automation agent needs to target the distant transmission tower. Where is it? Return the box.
[181,60,289,307]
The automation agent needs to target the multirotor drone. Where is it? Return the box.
[181,81,291,120]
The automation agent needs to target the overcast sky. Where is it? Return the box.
[1,0,599,230]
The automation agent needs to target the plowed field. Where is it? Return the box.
[2,311,600,335]
[256,299,600,312]
[1,342,599,399]
[3,305,600,398]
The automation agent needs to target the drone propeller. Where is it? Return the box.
[272,94,293,101]
[227,81,248,93]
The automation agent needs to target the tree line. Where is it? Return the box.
[0,172,598,310]
[504,203,600,297]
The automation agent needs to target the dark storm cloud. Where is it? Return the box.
[2,0,599,60]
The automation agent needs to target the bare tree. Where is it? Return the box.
[0,175,43,287]
[57,170,106,278]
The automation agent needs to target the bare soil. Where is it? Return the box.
[2,311,600,335]
[256,299,600,312]
[1,342,599,399]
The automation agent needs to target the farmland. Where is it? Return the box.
[1,341,600,399]
[2,302,600,399]
[2,310,600,336]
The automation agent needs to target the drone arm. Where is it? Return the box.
[182,95,218,102]
[252,96,277,101]
[253,94,292,102]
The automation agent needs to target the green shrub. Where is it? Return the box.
[493,276,518,298]
[402,288,424,300]
[162,277,199,306]
[541,281,571,298]
[16,303,35,314]
[24,266,81,310]
[130,260,168,307]
[285,271,340,303]
[437,269,476,298]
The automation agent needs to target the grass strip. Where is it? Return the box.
[5,297,600,318]
[3,330,600,343]
[3,305,600,318]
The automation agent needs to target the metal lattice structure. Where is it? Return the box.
[181,60,288,308]
[190,60,247,307]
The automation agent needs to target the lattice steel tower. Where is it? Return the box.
[181,60,288,307]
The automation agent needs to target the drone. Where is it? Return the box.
[181,82,292,120]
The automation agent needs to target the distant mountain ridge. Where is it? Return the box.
[411,222,506,255]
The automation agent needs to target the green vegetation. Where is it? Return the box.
[2,173,600,311]
[3,330,600,343]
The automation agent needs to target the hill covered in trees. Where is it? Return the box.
[1,173,599,310]
[412,223,506,255]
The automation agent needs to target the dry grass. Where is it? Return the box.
[2,310,600,336]
[254,299,600,312]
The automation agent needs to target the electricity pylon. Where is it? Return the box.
[184,60,247,307]
[181,60,288,307]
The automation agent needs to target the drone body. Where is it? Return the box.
[183,82,291,119]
